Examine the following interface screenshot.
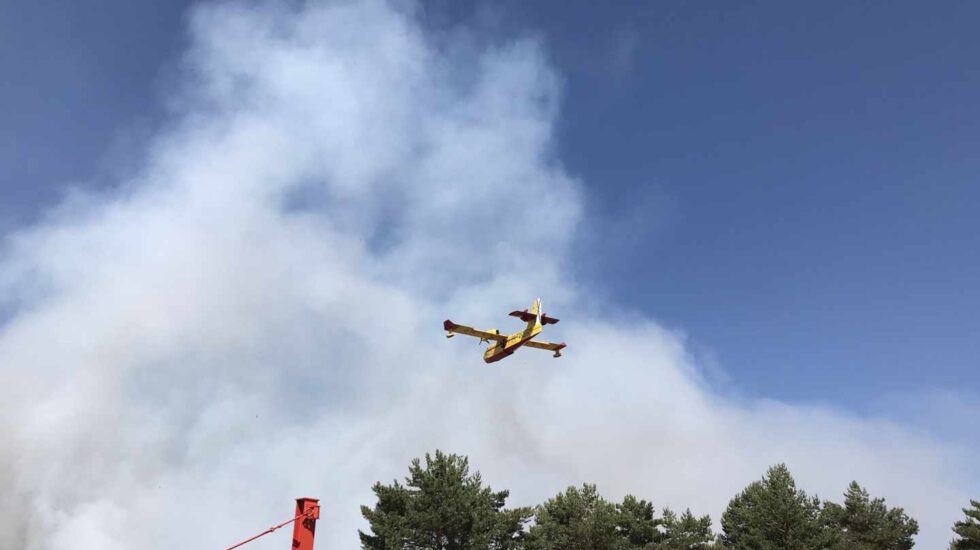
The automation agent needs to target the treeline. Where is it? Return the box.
[359,451,980,549]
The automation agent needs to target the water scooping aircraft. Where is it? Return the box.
[443,298,566,363]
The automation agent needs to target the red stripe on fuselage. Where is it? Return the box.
[483,332,537,363]
[484,349,514,363]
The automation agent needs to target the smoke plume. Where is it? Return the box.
[0,2,974,548]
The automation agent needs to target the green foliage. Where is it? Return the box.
[655,508,717,549]
[358,453,927,550]
[950,500,980,550]
[618,494,664,547]
[359,450,532,549]
[720,464,831,550]
[526,485,717,550]
[821,481,918,550]
[524,484,629,550]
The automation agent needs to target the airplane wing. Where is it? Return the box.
[444,320,508,342]
[524,340,567,357]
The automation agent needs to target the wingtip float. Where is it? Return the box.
[444,298,566,363]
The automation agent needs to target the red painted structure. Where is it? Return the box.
[222,498,319,550]
[292,498,320,550]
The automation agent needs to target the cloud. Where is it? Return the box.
[0,1,974,548]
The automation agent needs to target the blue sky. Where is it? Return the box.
[2,0,978,414]
[2,3,977,546]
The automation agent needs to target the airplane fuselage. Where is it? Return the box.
[444,298,563,363]
[483,323,542,363]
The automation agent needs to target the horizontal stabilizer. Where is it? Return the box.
[509,310,535,323]
[509,310,560,325]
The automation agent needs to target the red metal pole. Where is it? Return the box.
[291,497,319,550]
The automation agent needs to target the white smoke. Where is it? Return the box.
[0,2,974,548]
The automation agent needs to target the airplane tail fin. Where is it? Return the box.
[535,297,560,325]
[508,298,559,325]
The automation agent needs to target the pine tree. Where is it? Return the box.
[656,507,717,549]
[720,464,830,550]
[359,451,531,549]
[524,484,626,550]
[821,481,918,549]
[950,500,980,550]
[617,494,664,548]
[527,484,718,549]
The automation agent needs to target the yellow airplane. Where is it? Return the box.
[444,298,566,363]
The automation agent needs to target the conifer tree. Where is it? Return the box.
[359,451,531,549]
[821,481,918,549]
[617,494,664,548]
[524,484,626,550]
[656,508,717,549]
[950,500,980,550]
[527,484,717,549]
[720,464,831,550]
